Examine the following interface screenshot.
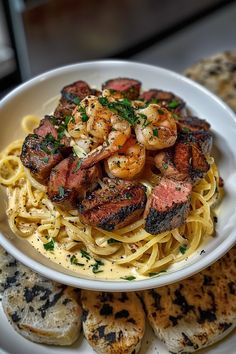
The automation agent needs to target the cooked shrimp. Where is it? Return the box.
[80,96,131,169]
[67,107,88,140]
[134,104,177,150]
[82,95,113,142]
[67,105,100,154]
[104,136,146,180]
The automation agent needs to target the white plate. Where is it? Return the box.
[0,60,236,291]
[0,303,235,354]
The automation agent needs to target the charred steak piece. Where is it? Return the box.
[79,178,147,231]
[54,80,92,119]
[144,177,192,234]
[33,115,71,154]
[20,134,64,184]
[176,115,210,132]
[191,130,213,155]
[21,115,72,183]
[102,78,141,100]
[154,133,210,183]
[48,155,101,210]
[140,89,186,116]
[34,115,58,139]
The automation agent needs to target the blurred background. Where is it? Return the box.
[1,0,236,98]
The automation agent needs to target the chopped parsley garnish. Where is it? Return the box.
[65,115,74,126]
[73,97,81,105]
[150,98,160,104]
[40,141,51,154]
[43,239,55,251]
[74,160,82,172]
[57,129,65,139]
[70,255,84,266]
[81,249,91,260]
[179,244,187,254]
[172,113,180,120]
[98,96,138,126]
[153,128,158,137]
[78,105,89,122]
[98,97,109,106]
[42,157,49,163]
[107,238,121,244]
[182,127,190,133]
[158,109,164,115]
[137,113,147,120]
[58,186,65,198]
[91,259,104,274]
[168,100,180,109]
[120,276,136,281]
[40,133,64,155]
[45,133,55,142]
[162,162,168,170]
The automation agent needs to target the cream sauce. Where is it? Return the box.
[27,233,146,281]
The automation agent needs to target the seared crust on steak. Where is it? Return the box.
[81,290,145,354]
[143,245,236,353]
[177,116,210,132]
[102,78,141,100]
[33,115,71,154]
[20,134,64,184]
[34,115,58,139]
[140,89,186,116]
[144,177,192,234]
[191,130,213,155]
[20,115,72,183]
[79,178,147,231]
[154,133,210,183]
[48,155,101,209]
[54,80,92,119]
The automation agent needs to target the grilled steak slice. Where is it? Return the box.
[48,155,101,209]
[191,130,213,155]
[154,133,210,183]
[20,134,64,184]
[54,80,92,119]
[21,115,72,183]
[177,115,210,132]
[79,178,147,231]
[34,115,71,155]
[144,177,192,234]
[102,78,141,100]
[140,89,186,116]
[34,115,58,139]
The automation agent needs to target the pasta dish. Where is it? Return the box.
[0,77,223,280]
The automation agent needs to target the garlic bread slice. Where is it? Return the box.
[2,279,82,345]
[81,290,145,354]
[143,246,236,353]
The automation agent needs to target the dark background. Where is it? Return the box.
[1,0,236,97]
